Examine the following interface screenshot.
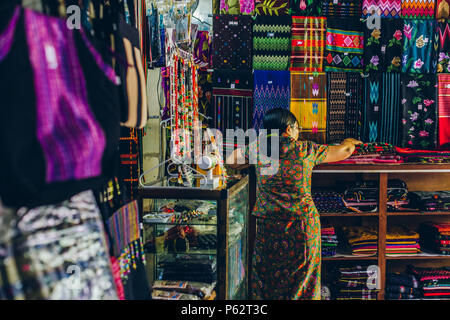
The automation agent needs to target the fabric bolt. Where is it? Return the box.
[364,19,404,73]
[401,0,435,18]
[362,73,401,145]
[212,69,253,135]
[253,70,290,132]
[325,18,364,72]
[290,72,327,143]
[362,0,402,17]
[438,74,450,147]
[255,0,290,15]
[290,16,326,72]
[291,0,322,15]
[253,16,291,71]
[214,0,255,14]
[400,73,437,149]
[437,21,450,73]
[402,19,437,74]
[437,0,450,18]
[247,134,328,300]
[212,15,252,70]
[322,0,362,17]
[326,72,347,143]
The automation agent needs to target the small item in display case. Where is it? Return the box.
[152,280,217,299]
[152,289,200,300]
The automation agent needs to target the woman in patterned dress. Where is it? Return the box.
[227,108,361,300]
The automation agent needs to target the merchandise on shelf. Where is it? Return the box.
[385,272,420,300]
[321,224,338,257]
[333,265,379,300]
[419,222,450,255]
[407,265,450,299]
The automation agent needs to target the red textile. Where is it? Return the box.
[110,257,125,300]
[438,74,450,147]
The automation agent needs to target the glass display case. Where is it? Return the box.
[138,176,249,300]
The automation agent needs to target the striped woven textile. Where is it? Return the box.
[401,0,435,18]
[438,74,450,147]
[362,0,402,17]
[253,70,290,132]
[326,72,347,143]
[346,72,363,140]
[253,16,291,70]
[362,73,401,145]
[322,0,362,17]
[325,18,364,72]
[290,16,326,72]
[290,72,327,143]
[438,21,450,73]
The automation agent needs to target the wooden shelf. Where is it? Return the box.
[386,254,450,260]
[320,213,379,217]
[388,211,450,216]
[323,255,378,261]
[314,163,450,173]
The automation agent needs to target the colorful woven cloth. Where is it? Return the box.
[321,224,338,257]
[362,0,402,17]
[364,19,404,73]
[420,222,450,255]
[313,189,347,213]
[400,73,437,149]
[252,70,290,132]
[253,16,291,70]
[410,192,450,211]
[214,0,255,14]
[402,19,437,74]
[290,16,326,72]
[401,0,435,18]
[290,72,327,143]
[193,31,212,68]
[437,21,450,73]
[437,0,450,18]
[438,74,450,147]
[291,0,322,15]
[345,72,363,139]
[325,18,364,72]
[212,15,252,70]
[335,265,379,300]
[212,69,253,135]
[326,72,347,143]
[322,0,363,17]
[255,0,290,15]
[362,73,401,145]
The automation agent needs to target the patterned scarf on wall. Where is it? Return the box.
[291,0,322,15]
[255,0,290,15]
[438,21,450,73]
[198,69,214,127]
[362,0,402,17]
[401,73,437,149]
[364,19,404,73]
[290,71,327,143]
[212,15,252,70]
[346,72,363,140]
[213,0,255,14]
[253,16,291,70]
[362,73,401,145]
[326,72,347,143]
[194,31,212,69]
[322,0,362,17]
[253,70,290,132]
[212,69,253,135]
[437,0,450,19]
[325,18,364,72]
[402,19,437,73]
[291,16,326,72]
[438,74,450,147]
[401,0,435,18]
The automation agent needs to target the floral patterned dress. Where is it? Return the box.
[246,134,328,300]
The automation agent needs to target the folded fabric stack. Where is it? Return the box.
[335,266,379,300]
[322,224,338,257]
[407,266,450,299]
[408,191,450,212]
[386,226,421,257]
[312,189,347,213]
[396,147,450,164]
[335,143,403,164]
[385,273,420,300]
[419,222,450,255]
[342,226,378,256]
[157,255,217,283]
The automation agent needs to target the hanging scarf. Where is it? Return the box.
[346,72,363,140]
[322,0,362,17]
[402,19,437,73]
[212,15,252,70]
[253,16,291,70]
[253,70,290,132]
[362,0,402,17]
[291,0,322,15]
[198,69,213,126]
[194,31,212,68]
[400,73,437,149]
[215,0,255,14]
[326,72,347,143]
[438,74,450,147]
[290,71,327,143]
[291,16,326,72]
[255,0,290,15]
[325,18,364,72]
[437,21,450,73]
[364,18,403,73]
